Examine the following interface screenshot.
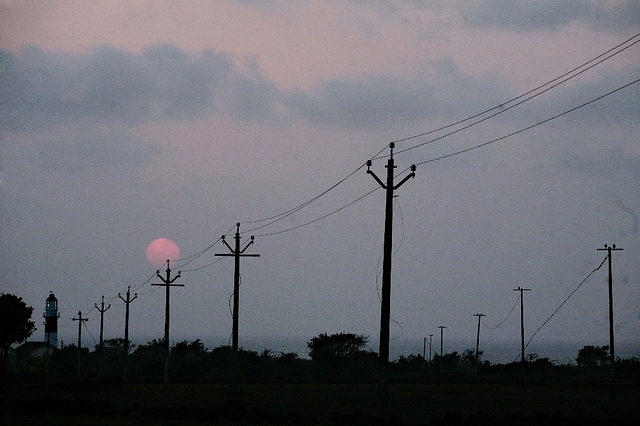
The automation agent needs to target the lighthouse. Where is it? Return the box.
[44,292,60,348]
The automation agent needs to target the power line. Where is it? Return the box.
[523,256,608,352]
[231,34,640,239]
[483,295,519,330]
[243,163,367,234]
[384,31,640,153]
[412,76,640,167]
[253,184,380,237]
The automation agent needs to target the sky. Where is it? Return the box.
[1,1,639,359]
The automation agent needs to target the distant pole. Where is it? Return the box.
[152,260,184,385]
[513,286,531,386]
[71,310,88,377]
[118,286,137,381]
[474,313,485,374]
[597,243,623,402]
[428,334,433,374]
[438,326,446,372]
[95,296,111,378]
[422,337,427,371]
[366,143,416,414]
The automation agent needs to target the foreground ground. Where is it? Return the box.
[2,379,639,425]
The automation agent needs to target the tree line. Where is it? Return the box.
[7,333,639,387]
[2,293,638,386]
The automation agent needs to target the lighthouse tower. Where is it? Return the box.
[43,292,60,348]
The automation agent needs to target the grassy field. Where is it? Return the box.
[2,380,639,425]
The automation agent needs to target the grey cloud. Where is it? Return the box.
[462,0,640,32]
[0,44,278,131]
[283,59,512,128]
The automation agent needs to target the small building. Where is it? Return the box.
[13,341,58,358]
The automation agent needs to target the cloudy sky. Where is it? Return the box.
[1,1,639,358]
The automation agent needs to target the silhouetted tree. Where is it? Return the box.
[307,332,376,382]
[0,293,36,374]
[307,332,369,362]
[576,345,609,368]
[170,339,211,380]
[131,338,165,380]
[461,349,483,364]
[433,351,461,372]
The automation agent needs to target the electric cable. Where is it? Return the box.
[243,162,367,234]
[523,256,608,353]
[252,185,380,237]
[411,76,640,168]
[384,32,640,155]
[239,34,640,238]
[483,294,520,330]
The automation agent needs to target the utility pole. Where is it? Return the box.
[215,223,260,352]
[422,337,427,372]
[513,286,531,386]
[438,326,446,372]
[95,296,111,377]
[366,142,416,414]
[215,222,260,391]
[118,286,137,381]
[152,260,183,385]
[597,243,623,402]
[71,311,88,377]
[428,334,433,374]
[473,313,485,375]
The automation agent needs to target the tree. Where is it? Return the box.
[307,333,375,382]
[0,293,36,373]
[576,345,610,368]
[307,332,369,363]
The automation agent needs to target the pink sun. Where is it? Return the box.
[146,238,180,268]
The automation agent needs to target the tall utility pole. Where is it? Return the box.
[95,296,111,378]
[513,286,531,385]
[71,311,88,376]
[597,243,623,402]
[473,313,486,372]
[438,326,446,372]
[215,223,260,353]
[118,286,137,381]
[152,260,183,385]
[366,142,415,414]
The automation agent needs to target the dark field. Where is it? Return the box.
[2,380,639,425]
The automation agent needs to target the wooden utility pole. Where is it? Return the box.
[367,143,415,414]
[513,286,530,386]
[152,260,183,385]
[71,311,88,376]
[95,296,111,377]
[473,313,485,373]
[597,243,623,402]
[118,286,137,381]
[438,325,446,372]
